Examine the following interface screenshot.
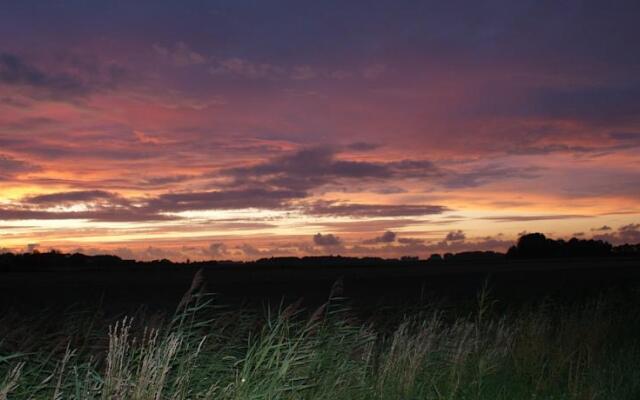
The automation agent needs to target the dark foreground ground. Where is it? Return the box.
[2,256,640,399]
[2,256,640,313]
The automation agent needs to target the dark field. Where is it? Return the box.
[2,256,640,399]
[3,257,640,312]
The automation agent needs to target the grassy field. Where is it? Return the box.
[2,282,640,400]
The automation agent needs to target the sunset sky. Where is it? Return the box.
[1,1,639,260]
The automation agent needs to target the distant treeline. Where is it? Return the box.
[0,233,639,272]
[506,233,639,259]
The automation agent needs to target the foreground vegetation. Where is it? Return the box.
[2,285,640,399]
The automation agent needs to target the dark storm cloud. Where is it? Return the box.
[305,201,448,218]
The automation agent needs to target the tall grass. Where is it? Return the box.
[1,288,640,399]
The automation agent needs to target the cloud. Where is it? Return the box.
[362,64,386,79]
[445,230,466,242]
[305,201,448,218]
[0,154,39,180]
[2,190,170,222]
[507,144,597,156]
[153,42,206,66]
[320,219,425,233]
[0,52,125,100]
[147,188,306,213]
[209,57,284,79]
[0,183,440,223]
[0,53,85,96]
[2,187,304,222]
[225,146,441,194]
[592,223,640,245]
[313,233,342,246]
[364,230,396,244]
[618,223,640,243]
[345,142,380,152]
[134,130,175,145]
[481,215,591,223]
[591,225,612,232]
[519,84,640,125]
[26,243,40,253]
[609,132,640,142]
[230,152,541,190]
[506,136,640,157]
[23,190,118,205]
[0,207,176,222]
[443,164,542,188]
[237,243,276,258]
[398,237,424,244]
[139,175,197,187]
[208,242,228,258]
[291,65,318,80]
[372,186,407,194]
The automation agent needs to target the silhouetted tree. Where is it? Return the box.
[507,233,613,259]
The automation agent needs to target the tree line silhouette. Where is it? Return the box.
[506,233,624,259]
[0,233,638,272]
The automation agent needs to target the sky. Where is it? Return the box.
[0,0,639,261]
